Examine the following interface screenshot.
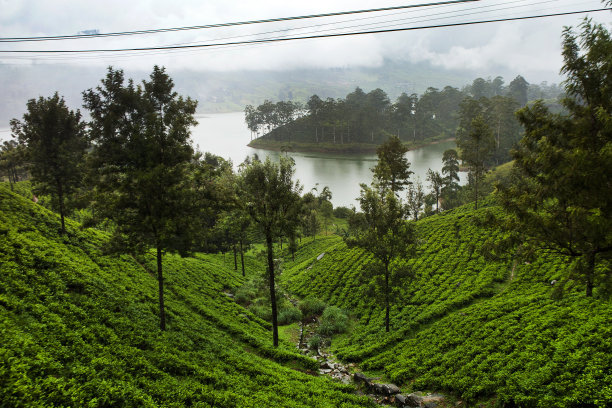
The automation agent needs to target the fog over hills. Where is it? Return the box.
[0,59,545,127]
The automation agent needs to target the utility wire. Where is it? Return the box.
[160,0,562,49]
[0,0,479,42]
[2,8,609,54]
[9,0,597,63]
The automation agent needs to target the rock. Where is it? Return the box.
[421,393,445,408]
[320,361,333,369]
[353,372,370,384]
[319,368,332,375]
[382,383,401,395]
[395,394,408,407]
[222,292,234,299]
[317,252,325,260]
[403,393,424,407]
[371,383,385,394]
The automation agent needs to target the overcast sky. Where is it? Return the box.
[1,0,610,81]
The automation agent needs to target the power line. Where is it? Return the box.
[160,0,563,49]
[2,8,609,54]
[0,0,479,43]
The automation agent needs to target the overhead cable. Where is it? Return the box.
[1,8,609,54]
[0,0,479,42]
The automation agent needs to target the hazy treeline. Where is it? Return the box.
[245,75,559,161]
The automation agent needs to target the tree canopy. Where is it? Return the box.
[10,93,88,234]
[497,20,612,297]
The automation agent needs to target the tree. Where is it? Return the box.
[441,149,461,208]
[347,185,415,332]
[497,20,612,297]
[372,135,413,194]
[426,169,444,214]
[406,178,425,221]
[0,139,27,191]
[10,93,88,234]
[83,66,199,330]
[238,156,302,346]
[508,75,529,107]
[457,115,494,209]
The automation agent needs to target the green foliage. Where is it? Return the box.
[496,20,612,297]
[238,156,303,347]
[278,307,303,326]
[317,306,349,336]
[372,136,412,193]
[0,186,374,407]
[333,206,353,219]
[10,92,88,234]
[298,297,328,319]
[281,201,611,407]
[457,113,495,209]
[308,334,324,350]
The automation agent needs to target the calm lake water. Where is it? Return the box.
[191,112,462,208]
[1,111,462,208]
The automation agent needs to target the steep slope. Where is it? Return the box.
[0,186,373,407]
[281,204,612,407]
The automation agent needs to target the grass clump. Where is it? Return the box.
[317,306,349,336]
[298,297,327,318]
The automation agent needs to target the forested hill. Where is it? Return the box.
[0,185,373,408]
[245,75,562,156]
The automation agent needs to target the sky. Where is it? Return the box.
[1,0,610,82]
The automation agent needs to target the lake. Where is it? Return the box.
[1,111,462,208]
[191,112,462,208]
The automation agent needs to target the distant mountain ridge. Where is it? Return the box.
[1,60,479,126]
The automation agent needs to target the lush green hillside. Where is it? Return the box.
[0,185,373,407]
[281,204,612,407]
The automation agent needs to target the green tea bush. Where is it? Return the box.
[0,185,374,408]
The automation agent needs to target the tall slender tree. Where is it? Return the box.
[441,148,461,208]
[457,115,494,209]
[238,156,302,346]
[347,185,415,332]
[10,93,88,234]
[426,169,444,213]
[83,66,198,330]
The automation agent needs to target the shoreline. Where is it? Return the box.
[247,137,456,155]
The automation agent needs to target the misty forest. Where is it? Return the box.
[1,2,611,408]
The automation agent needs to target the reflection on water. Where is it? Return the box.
[191,112,463,207]
[1,112,463,208]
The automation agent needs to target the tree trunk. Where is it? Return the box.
[157,245,166,331]
[58,182,66,235]
[266,232,279,347]
[233,244,238,270]
[240,239,245,277]
[385,263,390,332]
[585,251,595,297]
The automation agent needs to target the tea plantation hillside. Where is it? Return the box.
[281,204,612,407]
[0,185,374,407]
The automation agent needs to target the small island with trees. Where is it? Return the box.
[244,73,553,155]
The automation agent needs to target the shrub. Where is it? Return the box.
[333,206,353,219]
[308,334,324,350]
[235,286,257,306]
[298,297,327,318]
[278,307,302,325]
[317,306,349,335]
[250,305,272,322]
